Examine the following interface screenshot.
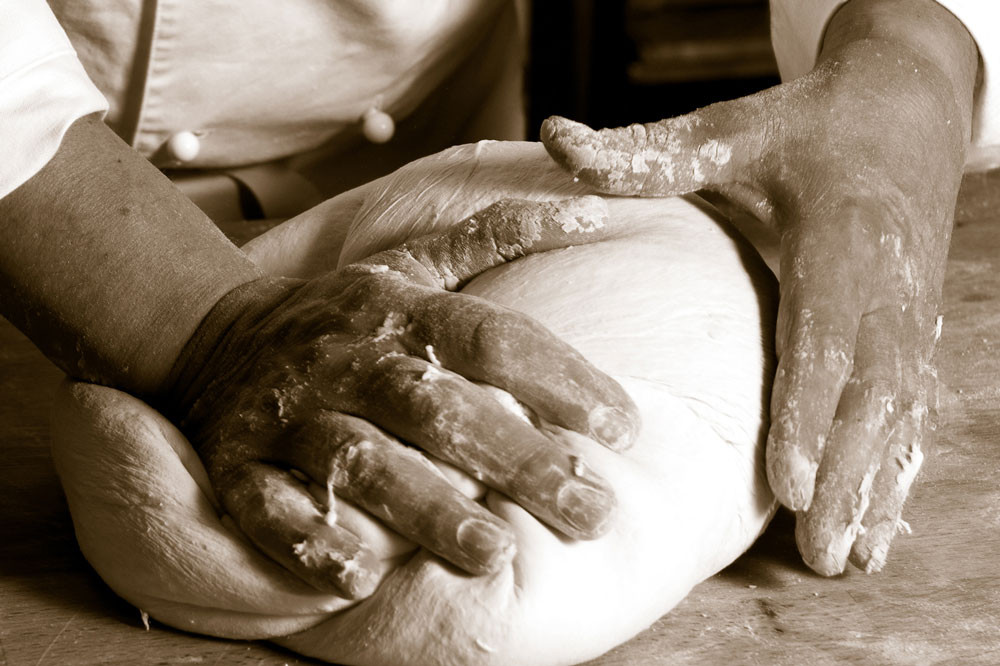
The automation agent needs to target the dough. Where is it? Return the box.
[51,141,778,665]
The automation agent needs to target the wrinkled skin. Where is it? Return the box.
[541,0,979,575]
[162,196,639,598]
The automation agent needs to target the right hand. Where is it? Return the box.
[161,196,639,599]
[539,0,978,576]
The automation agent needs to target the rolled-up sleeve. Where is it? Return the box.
[0,0,108,198]
[770,1,1000,171]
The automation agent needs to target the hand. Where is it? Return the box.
[160,196,639,598]
[540,0,978,575]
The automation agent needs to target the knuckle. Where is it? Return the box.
[868,189,916,242]
[336,271,406,312]
[365,310,413,344]
[783,326,854,379]
[469,309,538,363]
[361,354,460,418]
[394,246,453,288]
[844,376,897,422]
[224,465,306,520]
[479,199,551,258]
[468,199,521,237]
[331,437,383,491]
[894,393,931,427]
[365,352,421,388]
[308,410,377,453]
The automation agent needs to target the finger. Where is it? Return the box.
[539,101,770,196]
[218,461,380,599]
[767,308,859,512]
[767,217,880,510]
[304,480,417,562]
[794,307,903,576]
[354,196,614,290]
[352,353,617,539]
[406,291,639,451]
[849,363,935,572]
[282,411,516,575]
[846,398,926,573]
[342,197,639,450]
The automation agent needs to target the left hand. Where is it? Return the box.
[161,196,636,598]
[540,0,979,575]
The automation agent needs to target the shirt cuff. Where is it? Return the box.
[0,1,108,199]
[770,0,1000,171]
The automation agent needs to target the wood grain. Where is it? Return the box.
[2,171,999,665]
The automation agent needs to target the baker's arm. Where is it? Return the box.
[541,0,978,575]
[0,115,637,596]
[772,0,1000,170]
[0,114,256,394]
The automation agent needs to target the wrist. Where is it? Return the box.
[158,275,304,427]
[0,116,268,398]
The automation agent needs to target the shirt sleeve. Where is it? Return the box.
[0,0,109,199]
[770,1,1000,171]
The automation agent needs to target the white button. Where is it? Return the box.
[362,108,395,144]
[166,131,201,162]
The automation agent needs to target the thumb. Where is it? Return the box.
[540,99,771,197]
[355,196,613,291]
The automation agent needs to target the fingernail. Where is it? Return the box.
[556,480,615,538]
[851,521,895,574]
[769,445,818,511]
[540,116,582,142]
[862,543,889,574]
[795,514,851,578]
[589,405,638,451]
[456,518,516,574]
[805,550,847,577]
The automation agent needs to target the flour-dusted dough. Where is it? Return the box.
[51,141,778,665]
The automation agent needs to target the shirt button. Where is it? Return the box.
[362,108,395,144]
[166,131,201,162]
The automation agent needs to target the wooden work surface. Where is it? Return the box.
[2,170,999,665]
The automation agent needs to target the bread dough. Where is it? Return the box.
[51,141,778,665]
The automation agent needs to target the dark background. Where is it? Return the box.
[527,0,779,135]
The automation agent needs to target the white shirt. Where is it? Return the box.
[0,0,521,200]
[771,0,1000,171]
[0,2,106,199]
[1,0,997,200]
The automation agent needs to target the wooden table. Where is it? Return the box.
[3,171,999,665]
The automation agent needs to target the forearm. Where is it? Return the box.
[821,0,979,140]
[0,114,263,397]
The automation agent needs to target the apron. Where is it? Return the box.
[49,0,526,218]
